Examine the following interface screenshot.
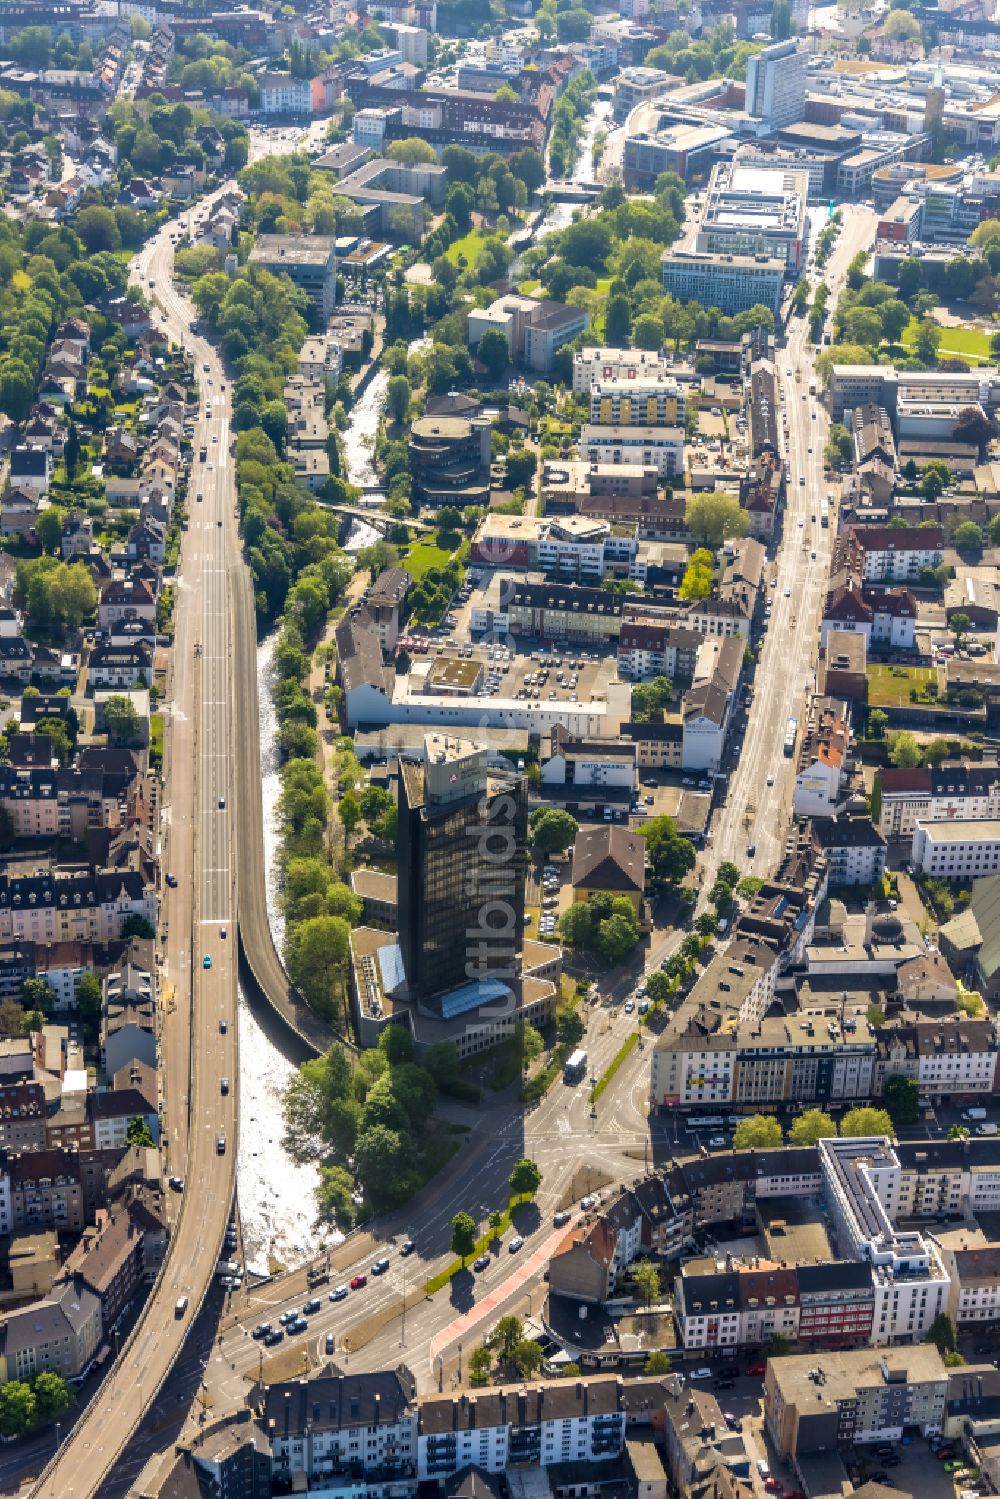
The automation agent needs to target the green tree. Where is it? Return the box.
[630,675,672,724]
[632,1259,661,1307]
[387,137,438,165]
[102,694,142,745]
[641,815,696,886]
[841,1106,894,1138]
[556,1006,585,1048]
[597,909,640,962]
[926,1311,957,1354]
[386,375,410,422]
[487,1314,523,1364]
[287,915,351,1021]
[869,708,889,740]
[451,1210,478,1263]
[733,1114,783,1149]
[883,1074,920,1126]
[951,523,982,555]
[75,972,101,1026]
[950,610,973,648]
[468,1345,493,1383]
[736,875,764,901]
[509,1156,542,1196]
[21,978,55,1014]
[75,205,121,254]
[35,507,63,554]
[913,317,942,365]
[788,1109,837,1145]
[31,1371,73,1424]
[476,328,510,380]
[126,1115,154,1148]
[867,1004,887,1030]
[685,490,749,546]
[644,1350,671,1374]
[0,1381,36,1437]
[605,294,631,346]
[529,807,578,854]
[513,1338,544,1377]
[645,971,673,1004]
[316,1164,356,1228]
[888,731,922,768]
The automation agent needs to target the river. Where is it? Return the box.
[236,351,408,1271]
[535,95,614,243]
[236,630,328,1276]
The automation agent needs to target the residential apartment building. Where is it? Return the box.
[876,763,1000,842]
[819,1136,950,1346]
[765,1345,949,1457]
[0,1275,101,1383]
[578,423,684,478]
[841,525,945,582]
[590,375,686,428]
[572,347,671,395]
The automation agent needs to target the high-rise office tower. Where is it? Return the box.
[745,40,807,130]
[397,735,527,1004]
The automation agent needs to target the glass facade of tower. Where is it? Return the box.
[398,761,527,1004]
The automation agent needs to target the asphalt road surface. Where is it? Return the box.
[30,193,241,1499]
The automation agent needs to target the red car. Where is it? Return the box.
[746,1362,767,1377]
[764,1480,782,1493]
[934,1450,956,1462]
[349,1274,367,1290]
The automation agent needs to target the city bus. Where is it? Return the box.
[564,1049,588,1085]
[783,716,798,756]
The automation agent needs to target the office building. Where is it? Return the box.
[396,735,527,1004]
[247,234,338,319]
[745,40,808,130]
[408,414,491,505]
[661,248,786,317]
[910,818,1000,881]
[696,162,809,271]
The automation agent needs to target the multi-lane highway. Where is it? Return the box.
[31,199,240,1499]
[702,204,878,883]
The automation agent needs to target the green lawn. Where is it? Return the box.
[518,279,541,295]
[402,537,459,581]
[867,664,937,708]
[902,317,992,363]
[444,228,488,268]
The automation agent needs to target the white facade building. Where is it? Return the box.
[745,40,808,128]
[910,818,1000,881]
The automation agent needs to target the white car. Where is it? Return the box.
[766,775,774,787]
[624,1000,635,1013]
[690,1368,713,1379]
[508,1236,524,1253]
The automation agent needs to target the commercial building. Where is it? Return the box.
[247,234,337,319]
[910,818,1000,881]
[744,40,808,129]
[696,162,809,272]
[396,735,527,1005]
